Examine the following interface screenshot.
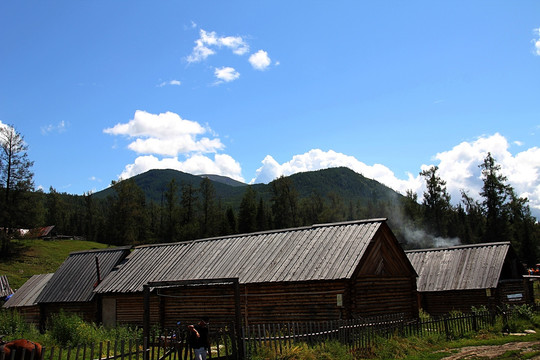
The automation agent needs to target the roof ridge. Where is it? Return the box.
[135,218,388,249]
[405,241,511,253]
[69,245,132,255]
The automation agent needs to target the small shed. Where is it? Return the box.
[95,219,418,328]
[406,242,531,315]
[2,273,53,323]
[26,225,56,239]
[35,247,131,326]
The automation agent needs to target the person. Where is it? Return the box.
[188,317,210,360]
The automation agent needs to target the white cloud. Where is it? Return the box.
[249,50,271,70]
[250,149,421,194]
[104,110,224,156]
[432,133,540,217]
[118,154,244,183]
[533,28,540,56]
[105,110,244,183]
[250,134,540,219]
[157,80,181,87]
[187,29,249,63]
[214,67,240,83]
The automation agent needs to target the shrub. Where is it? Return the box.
[0,309,29,336]
[47,311,100,347]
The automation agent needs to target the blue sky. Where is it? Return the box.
[1,1,539,218]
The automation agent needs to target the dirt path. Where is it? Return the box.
[439,340,540,359]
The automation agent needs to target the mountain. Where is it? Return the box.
[92,167,404,210]
[199,174,246,187]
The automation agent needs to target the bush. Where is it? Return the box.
[0,309,30,336]
[47,311,101,347]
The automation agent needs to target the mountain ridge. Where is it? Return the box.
[93,167,404,210]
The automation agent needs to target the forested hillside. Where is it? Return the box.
[1,159,539,267]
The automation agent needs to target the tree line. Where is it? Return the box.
[0,124,538,266]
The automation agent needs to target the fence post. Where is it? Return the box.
[444,315,450,340]
[143,284,150,360]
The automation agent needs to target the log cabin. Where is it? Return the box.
[406,242,532,316]
[95,219,419,328]
[33,247,131,327]
[2,273,53,324]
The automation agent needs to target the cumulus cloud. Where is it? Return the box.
[104,110,224,156]
[105,110,244,183]
[214,67,240,83]
[432,133,540,216]
[250,134,540,219]
[249,50,271,70]
[250,149,421,194]
[187,29,249,63]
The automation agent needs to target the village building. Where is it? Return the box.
[32,247,131,326]
[406,242,532,316]
[3,273,53,323]
[94,219,419,328]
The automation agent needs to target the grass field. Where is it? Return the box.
[0,238,112,289]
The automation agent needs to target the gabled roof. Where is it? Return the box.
[3,273,53,308]
[406,242,519,292]
[37,247,131,303]
[0,275,13,297]
[96,219,397,294]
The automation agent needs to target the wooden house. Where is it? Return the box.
[35,247,131,326]
[406,242,531,316]
[2,273,53,324]
[95,219,418,328]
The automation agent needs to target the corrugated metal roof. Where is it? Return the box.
[3,273,53,308]
[0,275,13,297]
[37,247,131,303]
[406,242,511,292]
[95,219,386,294]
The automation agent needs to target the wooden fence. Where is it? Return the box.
[0,311,496,360]
[241,311,494,357]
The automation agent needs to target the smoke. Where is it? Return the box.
[384,192,462,249]
[401,226,461,249]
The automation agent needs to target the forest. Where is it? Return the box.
[1,125,539,266]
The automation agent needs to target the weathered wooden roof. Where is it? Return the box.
[96,219,391,294]
[406,242,513,292]
[3,273,53,308]
[0,275,13,297]
[37,247,131,303]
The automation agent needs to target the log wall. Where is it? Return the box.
[40,301,98,325]
[106,277,419,328]
[351,276,417,318]
[419,289,493,315]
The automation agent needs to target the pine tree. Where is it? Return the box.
[0,125,35,254]
[420,166,451,237]
[199,177,218,238]
[479,153,511,243]
[238,186,257,234]
[271,176,299,229]
[164,179,180,241]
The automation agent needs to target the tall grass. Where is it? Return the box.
[250,340,355,360]
[0,309,142,349]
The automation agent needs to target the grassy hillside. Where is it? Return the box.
[0,239,111,289]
